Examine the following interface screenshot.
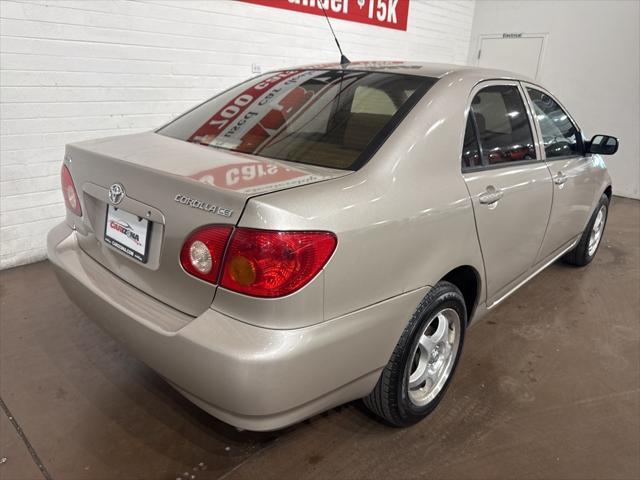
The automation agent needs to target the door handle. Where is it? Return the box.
[479,187,504,205]
[554,172,568,186]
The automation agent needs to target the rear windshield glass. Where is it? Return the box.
[157,70,435,170]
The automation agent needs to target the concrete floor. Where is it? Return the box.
[1,196,638,480]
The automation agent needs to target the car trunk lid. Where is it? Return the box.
[66,131,349,316]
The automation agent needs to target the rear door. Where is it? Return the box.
[522,85,601,261]
[462,81,553,306]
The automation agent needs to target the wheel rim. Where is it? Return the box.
[588,205,607,257]
[407,308,461,407]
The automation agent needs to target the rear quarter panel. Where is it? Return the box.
[221,73,487,327]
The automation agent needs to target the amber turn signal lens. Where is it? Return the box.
[228,255,257,285]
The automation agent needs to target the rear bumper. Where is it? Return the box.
[47,222,428,431]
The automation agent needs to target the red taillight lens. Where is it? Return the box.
[180,226,233,283]
[61,164,82,216]
[220,228,337,298]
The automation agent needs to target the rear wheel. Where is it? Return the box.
[363,282,466,427]
[563,193,609,266]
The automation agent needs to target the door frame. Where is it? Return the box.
[475,33,549,80]
[519,80,586,160]
[463,79,545,171]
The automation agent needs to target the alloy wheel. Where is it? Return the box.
[407,308,461,407]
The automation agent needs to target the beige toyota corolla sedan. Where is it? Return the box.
[47,62,618,431]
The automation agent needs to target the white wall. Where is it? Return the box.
[0,0,476,269]
[469,0,640,200]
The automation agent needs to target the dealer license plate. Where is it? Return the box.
[104,205,152,263]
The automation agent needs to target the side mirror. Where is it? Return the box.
[587,134,619,155]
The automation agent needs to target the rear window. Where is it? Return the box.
[158,70,435,170]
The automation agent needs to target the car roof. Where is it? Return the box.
[292,60,535,83]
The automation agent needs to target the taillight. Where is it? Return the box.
[220,228,337,298]
[61,164,82,216]
[180,226,233,283]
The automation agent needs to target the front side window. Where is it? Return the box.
[527,88,580,159]
[158,70,435,170]
[470,85,536,165]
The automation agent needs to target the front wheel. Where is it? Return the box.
[563,193,610,266]
[363,282,466,427]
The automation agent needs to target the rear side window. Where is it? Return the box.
[158,70,435,170]
[471,85,536,165]
[462,115,482,169]
[527,88,581,159]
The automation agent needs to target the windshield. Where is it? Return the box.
[157,70,435,170]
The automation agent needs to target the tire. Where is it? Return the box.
[363,281,466,427]
[563,193,610,267]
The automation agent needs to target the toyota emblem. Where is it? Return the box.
[108,183,125,205]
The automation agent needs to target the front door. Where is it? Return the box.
[523,85,602,261]
[462,82,553,306]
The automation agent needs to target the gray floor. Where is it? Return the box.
[1,196,638,480]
